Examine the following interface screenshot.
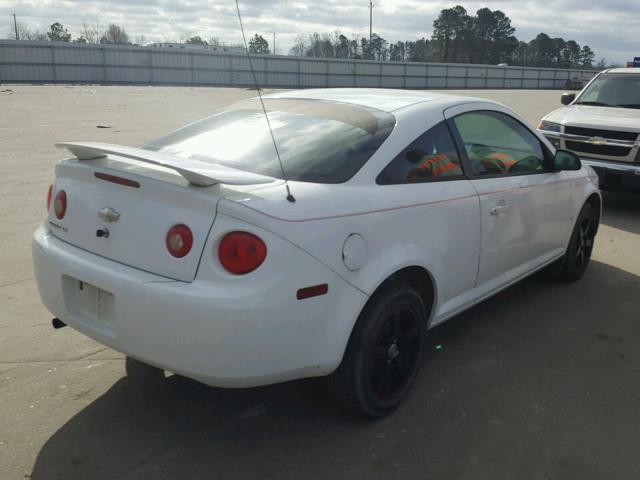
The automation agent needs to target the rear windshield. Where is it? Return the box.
[145,98,396,183]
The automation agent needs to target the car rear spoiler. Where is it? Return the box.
[55,142,276,187]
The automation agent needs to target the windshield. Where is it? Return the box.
[145,98,396,183]
[575,74,640,109]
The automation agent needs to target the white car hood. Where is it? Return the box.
[544,106,640,132]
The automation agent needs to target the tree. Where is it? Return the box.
[580,46,595,67]
[100,24,130,44]
[186,36,208,46]
[389,41,406,61]
[289,34,307,56]
[47,22,71,42]
[477,9,517,64]
[561,40,581,68]
[11,22,47,41]
[248,34,270,54]
[350,38,361,59]
[78,23,102,44]
[431,6,472,62]
[336,34,350,58]
[360,37,371,60]
[370,33,388,61]
[528,33,553,67]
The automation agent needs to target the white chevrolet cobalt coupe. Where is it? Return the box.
[33,89,600,416]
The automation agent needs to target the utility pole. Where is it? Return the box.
[13,13,18,40]
[369,1,373,60]
[273,32,276,55]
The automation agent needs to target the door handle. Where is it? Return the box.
[490,204,510,215]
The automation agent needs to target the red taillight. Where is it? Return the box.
[218,232,267,274]
[166,224,193,258]
[54,190,67,219]
[47,184,53,211]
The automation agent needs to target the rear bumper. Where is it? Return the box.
[580,158,640,192]
[32,226,367,387]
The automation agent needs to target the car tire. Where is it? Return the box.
[125,356,165,381]
[326,284,426,417]
[552,202,598,282]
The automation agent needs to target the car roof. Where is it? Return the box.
[263,88,485,113]
[603,67,640,74]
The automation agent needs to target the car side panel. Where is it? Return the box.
[219,179,481,326]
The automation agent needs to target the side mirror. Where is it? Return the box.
[553,149,581,171]
[561,92,576,105]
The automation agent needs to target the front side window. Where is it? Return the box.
[377,121,463,184]
[452,111,548,176]
[145,98,395,184]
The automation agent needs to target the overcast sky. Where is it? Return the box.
[1,0,638,63]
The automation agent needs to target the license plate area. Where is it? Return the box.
[62,275,115,337]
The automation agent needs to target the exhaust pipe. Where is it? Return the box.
[52,318,67,329]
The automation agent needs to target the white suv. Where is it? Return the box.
[538,68,640,192]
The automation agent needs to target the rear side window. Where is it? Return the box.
[452,111,548,176]
[377,121,463,184]
[145,98,395,184]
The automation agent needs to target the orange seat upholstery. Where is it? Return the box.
[480,152,517,174]
[407,153,460,180]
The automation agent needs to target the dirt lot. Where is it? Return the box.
[1,86,639,480]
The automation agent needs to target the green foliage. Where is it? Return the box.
[186,36,208,46]
[288,5,594,69]
[248,34,270,55]
[46,22,71,42]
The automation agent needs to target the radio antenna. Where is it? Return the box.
[235,0,295,203]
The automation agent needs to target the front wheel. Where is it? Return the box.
[554,202,598,282]
[326,284,426,417]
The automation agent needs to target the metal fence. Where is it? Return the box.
[0,40,598,89]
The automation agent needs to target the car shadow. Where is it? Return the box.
[31,261,640,480]
[601,190,640,235]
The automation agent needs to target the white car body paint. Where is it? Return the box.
[33,89,600,388]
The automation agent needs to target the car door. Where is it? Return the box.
[445,104,574,300]
[376,120,481,324]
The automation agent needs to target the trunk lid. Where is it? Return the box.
[48,154,266,282]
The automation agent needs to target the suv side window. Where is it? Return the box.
[452,111,548,176]
[377,121,463,184]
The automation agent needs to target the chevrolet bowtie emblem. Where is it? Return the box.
[587,136,607,145]
[98,207,120,223]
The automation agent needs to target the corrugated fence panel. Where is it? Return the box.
[299,59,327,74]
[54,45,100,65]
[56,65,104,82]
[329,61,353,75]
[152,51,191,69]
[0,40,599,89]
[105,48,148,67]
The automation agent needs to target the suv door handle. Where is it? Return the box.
[490,204,510,215]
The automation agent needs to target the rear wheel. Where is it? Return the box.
[326,284,426,417]
[552,203,598,282]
